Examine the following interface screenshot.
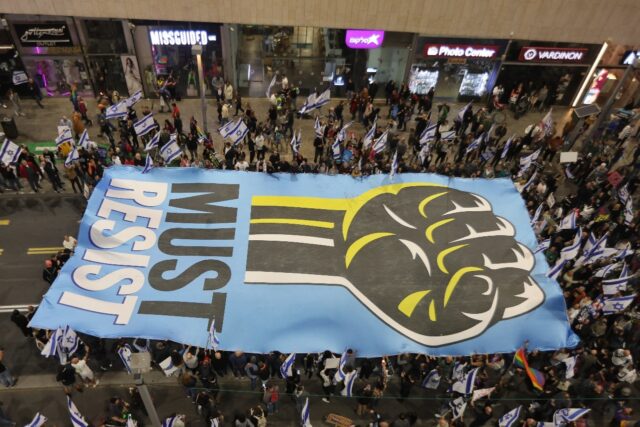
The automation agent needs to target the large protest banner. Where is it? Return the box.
[30,167,579,356]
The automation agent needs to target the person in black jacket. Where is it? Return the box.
[10,310,31,338]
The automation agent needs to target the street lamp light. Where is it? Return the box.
[192,44,208,133]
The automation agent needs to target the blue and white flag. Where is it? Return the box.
[371,130,388,154]
[563,356,576,379]
[471,387,495,403]
[291,130,302,155]
[602,295,635,315]
[125,90,143,108]
[422,369,441,389]
[336,121,353,145]
[299,93,317,115]
[335,350,349,382]
[455,102,472,122]
[552,408,590,426]
[564,166,575,180]
[56,127,74,147]
[520,171,538,193]
[67,396,89,427]
[451,367,479,395]
[499,406,522,427]
[585,232,608,260]
[210,418,220,427]
[419,122,437,145]
[624,198,634,225]
[531,203,544,224]
[142,155,154,174]
[144,132,160,152]
[280,353,296,378]
[315,89,331,108]
[519,149,541,171]
[602,264,631,295]
[341,370,358,397]
[25,412,48,427]
[105,101,128,119]
[133,113,156,137]
[208,318,220,350]
[560,228,582,261]
[40,327,62,359]
[547,259,567,280]
[534,239,551,254]
[59,325,81,363]
[465,134,483,154]
[558,210,577,230]
[449,396,467,421]
[12,70,29,85]
[0,138,21,166]
[265,74,277,99]
[65,146,79,168]
[440,130,457,141]
[159,134,182,164]
[594,262,621,278]
[159,356,179,376]
[501,135,514,159]
[77,130,96,151]
[451,361,467,381]
[618,184,630,206]
[615,245,633,260]
[314,116,325,138]
[222,119,249,145]
[582,233,597,256]
[363,121,377,149]
[162,415,178,427]
[301,397,312,427]
[118,344,133,373]
[126,416,137,427]
[418,143,430,166]
[540,109,554,136]
[390,149,398,177]
[332,139,341,161]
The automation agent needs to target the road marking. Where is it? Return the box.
[27,246,64,255]
[0,249,3,256]
[0,304,38,313]
[0,219,9,225]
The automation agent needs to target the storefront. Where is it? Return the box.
[409,37,507,101]
[233,25,412,98]
[0,28,27,97]
[578,45,640,109]
[7,17,93,98]
[495,40,601,106]
[131,21,223,98]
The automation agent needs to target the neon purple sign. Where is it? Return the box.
[345,29,385,49]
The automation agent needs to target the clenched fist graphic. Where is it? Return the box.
[245,183,544,347]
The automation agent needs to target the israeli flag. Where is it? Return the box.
[105,101,128,119]
[540,108,554,136]
[315,89,331,108]
[441,130,456,141]
[291,130,302,155]
[419,122,437,145]
[465,134,483,154]
[471,387,495,403]
[546,259,567,280]
[208,318,220,350]
[534,239,550,254]
[0,138,21,166]
[519,148,541,170]
[418,143,430,166]
[55,127,73,147]
[585,232,608,260]
[520,171,538,193]
[211,418,220,427]
[624,198,634,225]
[563,356,576,379]
[144,132,160,152]
[334,350,349,382]
[25,412,48,427]
[552,408,590,425]
[314,116,325,138]
[558,210,577,230]
[451,361,466,381]
[78,130,96,151]
[12,70,29,85]
[159,356,179,377]
[341,370,358,397]
[299,93,317,115]
[65,146,79,167]
[332,139,341,161]
[560,228,582,261]
[564,166,575,180]
[451,367,479,395]
[455,101,472,122]
[602,295,634,315]
[162,415,178,427]
[594,262,621,278]
[449,396,467,420]
[422,369,441,389]
[616,244,633,260]
[363,121,377,149]
[59,325,81,363]
[582,233,597,255]
[301,397,312,427]
[134,113,156,137]
[390,149,398,177]
[602,264,631,294]
[142,155,154,174]
[498,406,522,427]
[160,134,182,164]
[618,184,630,205]
[67,396,89,427]
[126,416,137,427]
[336,121,354,145]
[40,327,62,359]
[125,90,143,108]
[501,135,514,159]
[371,130,389,154]
[118,344,133,373]
[531,203,544,224]
[224,120,249,146]
[280,353,296,378]
[266,74,277,98]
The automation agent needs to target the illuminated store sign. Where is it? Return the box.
[423,44,499,59]
[518,47,588,63]
[149,30,217,46]
[345,29,385,49]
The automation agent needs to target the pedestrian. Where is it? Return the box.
[10,309,31,338]
[71,355,98,388]
[18,159,41,193]
[7,89,24,117]
[0,349,17,388]
[0,401,14,427]
[56,361,82,394]
[27,78,44,108]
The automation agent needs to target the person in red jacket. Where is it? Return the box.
[18,159,41,193]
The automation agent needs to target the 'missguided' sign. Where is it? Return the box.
[30,167,578,356]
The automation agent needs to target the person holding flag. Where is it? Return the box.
[159,134,182,164]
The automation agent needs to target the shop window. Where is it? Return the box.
[84,20,127,54]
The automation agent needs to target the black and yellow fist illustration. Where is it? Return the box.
[245,183,544,347]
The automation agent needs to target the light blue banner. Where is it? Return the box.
[31,166,579,356]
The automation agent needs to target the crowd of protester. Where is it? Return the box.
[2,74,640,427]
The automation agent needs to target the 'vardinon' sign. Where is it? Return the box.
[31,167,579,356]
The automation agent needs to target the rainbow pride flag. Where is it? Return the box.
[514,348,545,391]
